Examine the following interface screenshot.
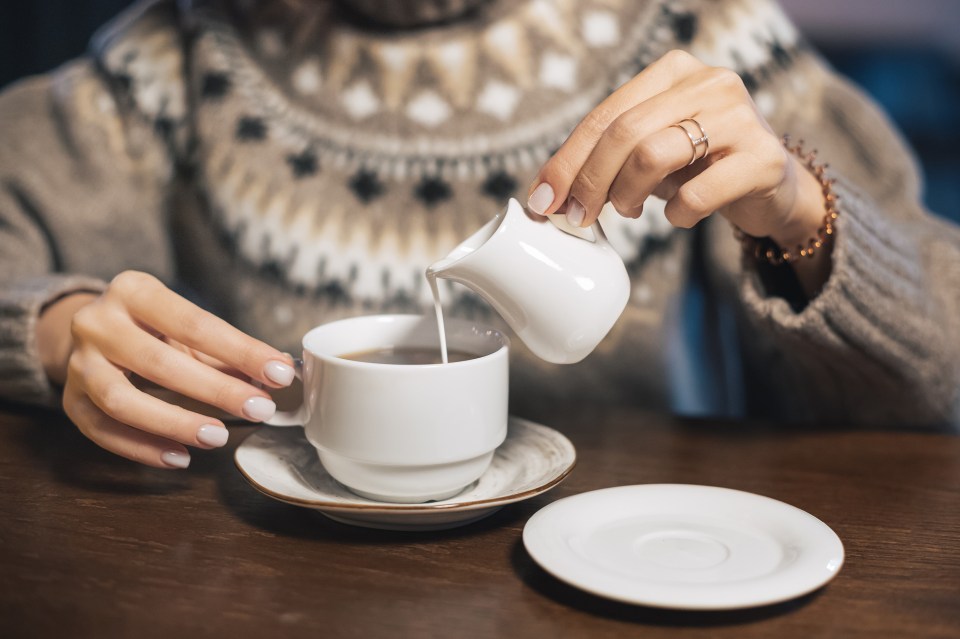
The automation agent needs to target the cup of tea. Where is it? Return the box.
[265,314,509,503]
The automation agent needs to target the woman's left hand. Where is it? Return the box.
[526,49,829,282]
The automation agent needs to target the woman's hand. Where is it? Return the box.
[40,271,295,469]
[527,50,831,293]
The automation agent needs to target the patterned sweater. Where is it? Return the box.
[1,0,958,427]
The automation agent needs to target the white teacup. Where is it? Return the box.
[266,314,509,503]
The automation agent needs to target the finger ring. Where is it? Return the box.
[671,118,710,166]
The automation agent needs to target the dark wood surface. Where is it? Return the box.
[2,401,959,639]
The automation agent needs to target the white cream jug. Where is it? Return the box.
[428,198,630,364]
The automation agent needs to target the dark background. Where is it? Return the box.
[1,0,958,220]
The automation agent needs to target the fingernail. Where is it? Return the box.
[243,396,276,422]
[264,360,295,386]
[566,197,586,227]
[161,450,190,469]
[527,182,555,215]
[197,424,229,448]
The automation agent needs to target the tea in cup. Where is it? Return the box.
[266,314,509,503]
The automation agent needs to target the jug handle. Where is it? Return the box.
[590,220,614,248]
[547,209,614,246]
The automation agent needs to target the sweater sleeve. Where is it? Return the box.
[0,1,184,407]
[731,47,960,427]
[0,276,108,406]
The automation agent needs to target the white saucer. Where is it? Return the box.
[523,484,844,610]
[235,417,575,531]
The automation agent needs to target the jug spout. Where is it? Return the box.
[427,210,504,279]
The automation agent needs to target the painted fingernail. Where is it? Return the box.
[264,360,295,386]
[566,197,586,227]
[527,182,555,215]
[243,396,276,422]
[197,424,229,448]
[161,450,191,469]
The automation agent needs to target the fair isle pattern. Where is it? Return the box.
[194,0,665,182]
[92,1,190,156]
[191,0,676,307]
[93,0,803,308]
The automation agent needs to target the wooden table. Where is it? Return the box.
[2,401,959,638]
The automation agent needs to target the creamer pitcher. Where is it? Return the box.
[428,198,630,364]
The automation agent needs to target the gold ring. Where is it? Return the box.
[670,118,710,166]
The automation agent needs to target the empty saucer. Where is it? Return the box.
[235,417,576,531]
[523,484,844,610]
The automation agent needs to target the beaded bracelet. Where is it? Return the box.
[733,135,840,266]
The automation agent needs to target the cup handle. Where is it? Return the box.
[263,358,308,427]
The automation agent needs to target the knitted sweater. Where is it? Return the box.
[1,0,958,427]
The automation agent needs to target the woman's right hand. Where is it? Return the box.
[44,271,295,469]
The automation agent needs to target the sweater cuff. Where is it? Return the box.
[0,275,107,407]
[740,180,950,421]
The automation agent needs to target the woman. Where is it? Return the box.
[1,0,957,469]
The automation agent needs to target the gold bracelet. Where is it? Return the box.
[733,135,840,266]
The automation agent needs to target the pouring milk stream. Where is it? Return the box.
[427,198,630,365]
